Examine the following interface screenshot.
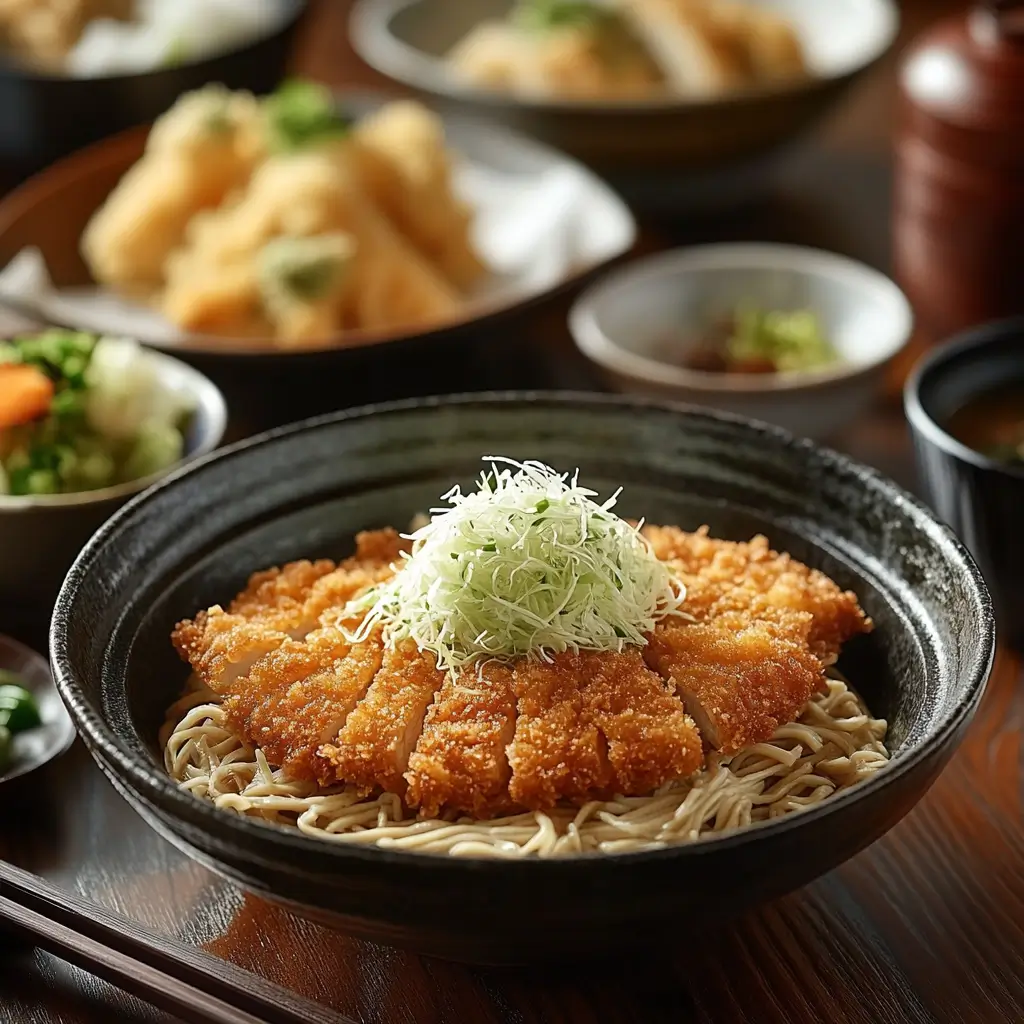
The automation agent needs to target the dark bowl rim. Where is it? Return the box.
[349,0,900,115]
[904,315,1024,481]
[0,0,308,84]
[50,391,995,874]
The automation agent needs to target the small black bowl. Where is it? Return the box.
[0,0,307,177]
[905,316,1024,649]
[50,393,993,964]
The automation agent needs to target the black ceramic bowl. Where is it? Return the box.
[50,394,993,964]
[905,316,1024,649]
[0,0,306,176]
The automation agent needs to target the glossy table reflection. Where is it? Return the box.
[5,2,1023,1022]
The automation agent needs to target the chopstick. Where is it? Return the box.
[0,861,356,1024]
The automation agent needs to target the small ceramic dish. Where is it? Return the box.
[905,316,1024,649]
[0,634,75,786]
[350,0,899,210]
[51,393,993,964]
[0,346,227,610]
[569,243,913,438]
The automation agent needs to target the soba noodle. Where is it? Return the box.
[161,674,889,858]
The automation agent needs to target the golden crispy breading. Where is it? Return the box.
[170,606,291,693]
[224,530,406,640]
[82,85,265,294]
[643,610,824,754]
[350,101,486,292]
[506,653,616,810]
[642,525,870,662]
[577,649,703,794]
[228,558,337,626]
[161,145,462,344]
[322,640,445,795]
[404,662,517,819]
[228,630,385,786]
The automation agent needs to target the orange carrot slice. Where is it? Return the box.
[0,364,54,429]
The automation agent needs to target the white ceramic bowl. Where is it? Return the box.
[350,0,899,211]
[0,347,227,609]
[569,243,913,439]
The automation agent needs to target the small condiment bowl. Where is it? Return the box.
[0,346,227,618]
[569,243,913,439]
[0,633,75,786]
[905,316,1024,649]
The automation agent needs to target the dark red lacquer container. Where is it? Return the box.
[894,1,1024,345]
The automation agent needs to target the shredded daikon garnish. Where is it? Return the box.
[343,458,686,674]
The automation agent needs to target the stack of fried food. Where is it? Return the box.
[449,0,808,101]
[81,81,485,347]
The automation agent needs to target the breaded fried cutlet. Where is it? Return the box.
[221,624,385,785]
[171,607,291,693]
[577,648,704,796]
[644,610,824,754]
[172,522,871,818]
[641,524,871,662]
[506,652,618,810]
[404,661,518,819]
[322,639,446,796]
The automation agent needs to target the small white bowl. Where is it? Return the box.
[0,347,227,609]
[569,243,913,439]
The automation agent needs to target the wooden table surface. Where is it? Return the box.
[4,2,1024,1022]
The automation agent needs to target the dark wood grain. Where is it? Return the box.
[5,1,1023,1022]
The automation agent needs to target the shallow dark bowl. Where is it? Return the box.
[905,316,1024,649]
[50,393,993,964]
[0,0,306,177]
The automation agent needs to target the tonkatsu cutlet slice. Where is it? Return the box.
[228,558,337,632]
[506,653,616,811]
[322,640,445,795]
[227,529,409,640]
[577,649,703,794]
[641,525,871,662]
[404,662,518,819]
[643,610,824,755]
[222,626,385,785]
[171,607,291,693]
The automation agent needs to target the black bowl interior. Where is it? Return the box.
[0,0,306,175]
[907,316,1024,466]
[51,394,993,962]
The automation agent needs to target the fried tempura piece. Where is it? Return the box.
[257,233,356,345]
[506,652,616,810]
[323,640,445,795]
[644,610,824,754]
[404,662,518,818]
[161,146,461,344]
[449,11,665,101]
[351,101,485,292]
[642,525,870,662]
[577,648,703,794]
[623,0,806,96]
[171,607,291,693]
[82,85,265,295]
[225,628,385,785]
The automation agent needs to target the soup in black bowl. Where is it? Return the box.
[905,316,1024,649]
